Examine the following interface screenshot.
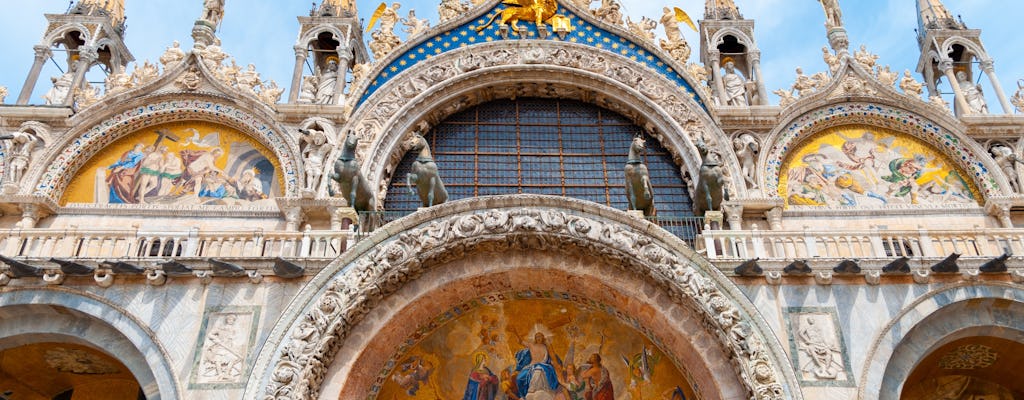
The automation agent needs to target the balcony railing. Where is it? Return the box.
[0,228,355,260]
[699,227,1022,261]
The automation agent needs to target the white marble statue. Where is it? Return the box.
[876,65,897,87]
[822,46,840,76]
[957,70,988,114]
[929,95,951,113]
[438,0,469,22]
[401,10,431,37]
[159,41,186,69]
[298,75,318,104]
[733,133,759,189]
[218,59,242,87]
[105,72,133,95]
[0,130,39,185]
[818,0,843,28]
[991,144,1024,193]
[722,61,748,106]
[774,88,797,107]
[315,59,339,105]
[1013,80,1024,113]
[299,127,333,192]
[594,0,623,25]
[899,70,924,97]
[203,0,225,26]
[42,65,76,105]
[258,80,284,105]
[854,45,878,70]
[131,61,159,86]
[237,64,261,94]
[74,84,102,109]
[0,86,8,104]
[377,3,401,34]
[626,16,656,42]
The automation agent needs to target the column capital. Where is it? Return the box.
[294,45,308,58]
[708,49,721,59]
[78,45,100,63]
[979,59,996,72]
[32,45,52,59]
[937,59,955,73]
[748,51,761,63]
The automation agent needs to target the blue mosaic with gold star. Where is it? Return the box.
[357,2,707,113]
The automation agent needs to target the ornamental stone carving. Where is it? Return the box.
[44,347,119,375]
[258,198,789,400]
[1012,79,1024,113]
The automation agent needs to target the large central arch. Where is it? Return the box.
[341,40,746,204]
[246,195,800,400]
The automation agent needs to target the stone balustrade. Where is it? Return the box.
[700,227,1023,261]
[0,227,355,260]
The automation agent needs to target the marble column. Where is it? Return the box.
[63,46,99,106]
[709,51,727,106]
[939,60,970,116]
[289,45,307,104]
[17,45,52,105]
[980,59,1013,114]
[750,51,769,106]
[334,47,353,106]
[923,64,938,97]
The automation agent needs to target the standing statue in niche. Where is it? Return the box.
[0,130,39,186]
[694,139,729,215]
[733,133,759,189]
[329,130,376,215]
[624,137,656,217]
[722,61,748,106]
[299,127,333,193]
[957,70,989,114]
[406,132,448,208]
[315,58,339,105]
[991,144,1024,193]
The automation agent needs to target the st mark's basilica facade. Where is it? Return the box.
[0,0,1022,399]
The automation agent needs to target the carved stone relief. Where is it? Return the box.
[258,199,791,400]
[785,307,854,386]
[190,307,261,389]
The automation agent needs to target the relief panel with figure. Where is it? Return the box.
[62,121,282,206]
[375,292,695,400]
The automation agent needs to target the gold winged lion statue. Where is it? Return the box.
[475,0,572,36]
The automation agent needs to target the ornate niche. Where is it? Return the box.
[61,121,283,207]
[778,125,980,209]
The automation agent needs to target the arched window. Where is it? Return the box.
[385,98,694,216]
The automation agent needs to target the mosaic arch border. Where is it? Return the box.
[858,283,1024,400]
[0,288,181,400]
[29,97,301,203]
[347,40,744,201]
[247,195,801,400]
[760,102,1003,199]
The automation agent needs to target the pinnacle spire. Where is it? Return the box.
[318,0,356,17]
[74,0,126,26]
[705,0,741,20]
[917,0,962,32]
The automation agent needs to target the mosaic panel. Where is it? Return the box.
[373,291,695,400]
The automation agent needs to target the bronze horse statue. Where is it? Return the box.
[693,139,729,215]
[625,137,656,216]
[329,131,378,229]
[406,133,448,208]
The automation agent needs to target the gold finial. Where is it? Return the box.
[78,0,126,24]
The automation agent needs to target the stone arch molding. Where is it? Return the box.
[24,93,302,202]
[342,39,746,203]
[247,195,800,400]
[758,101,1005,199]
[859,283,1024,400]
[0,288,180,400]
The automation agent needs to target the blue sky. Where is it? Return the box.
[1,0,1021,109]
